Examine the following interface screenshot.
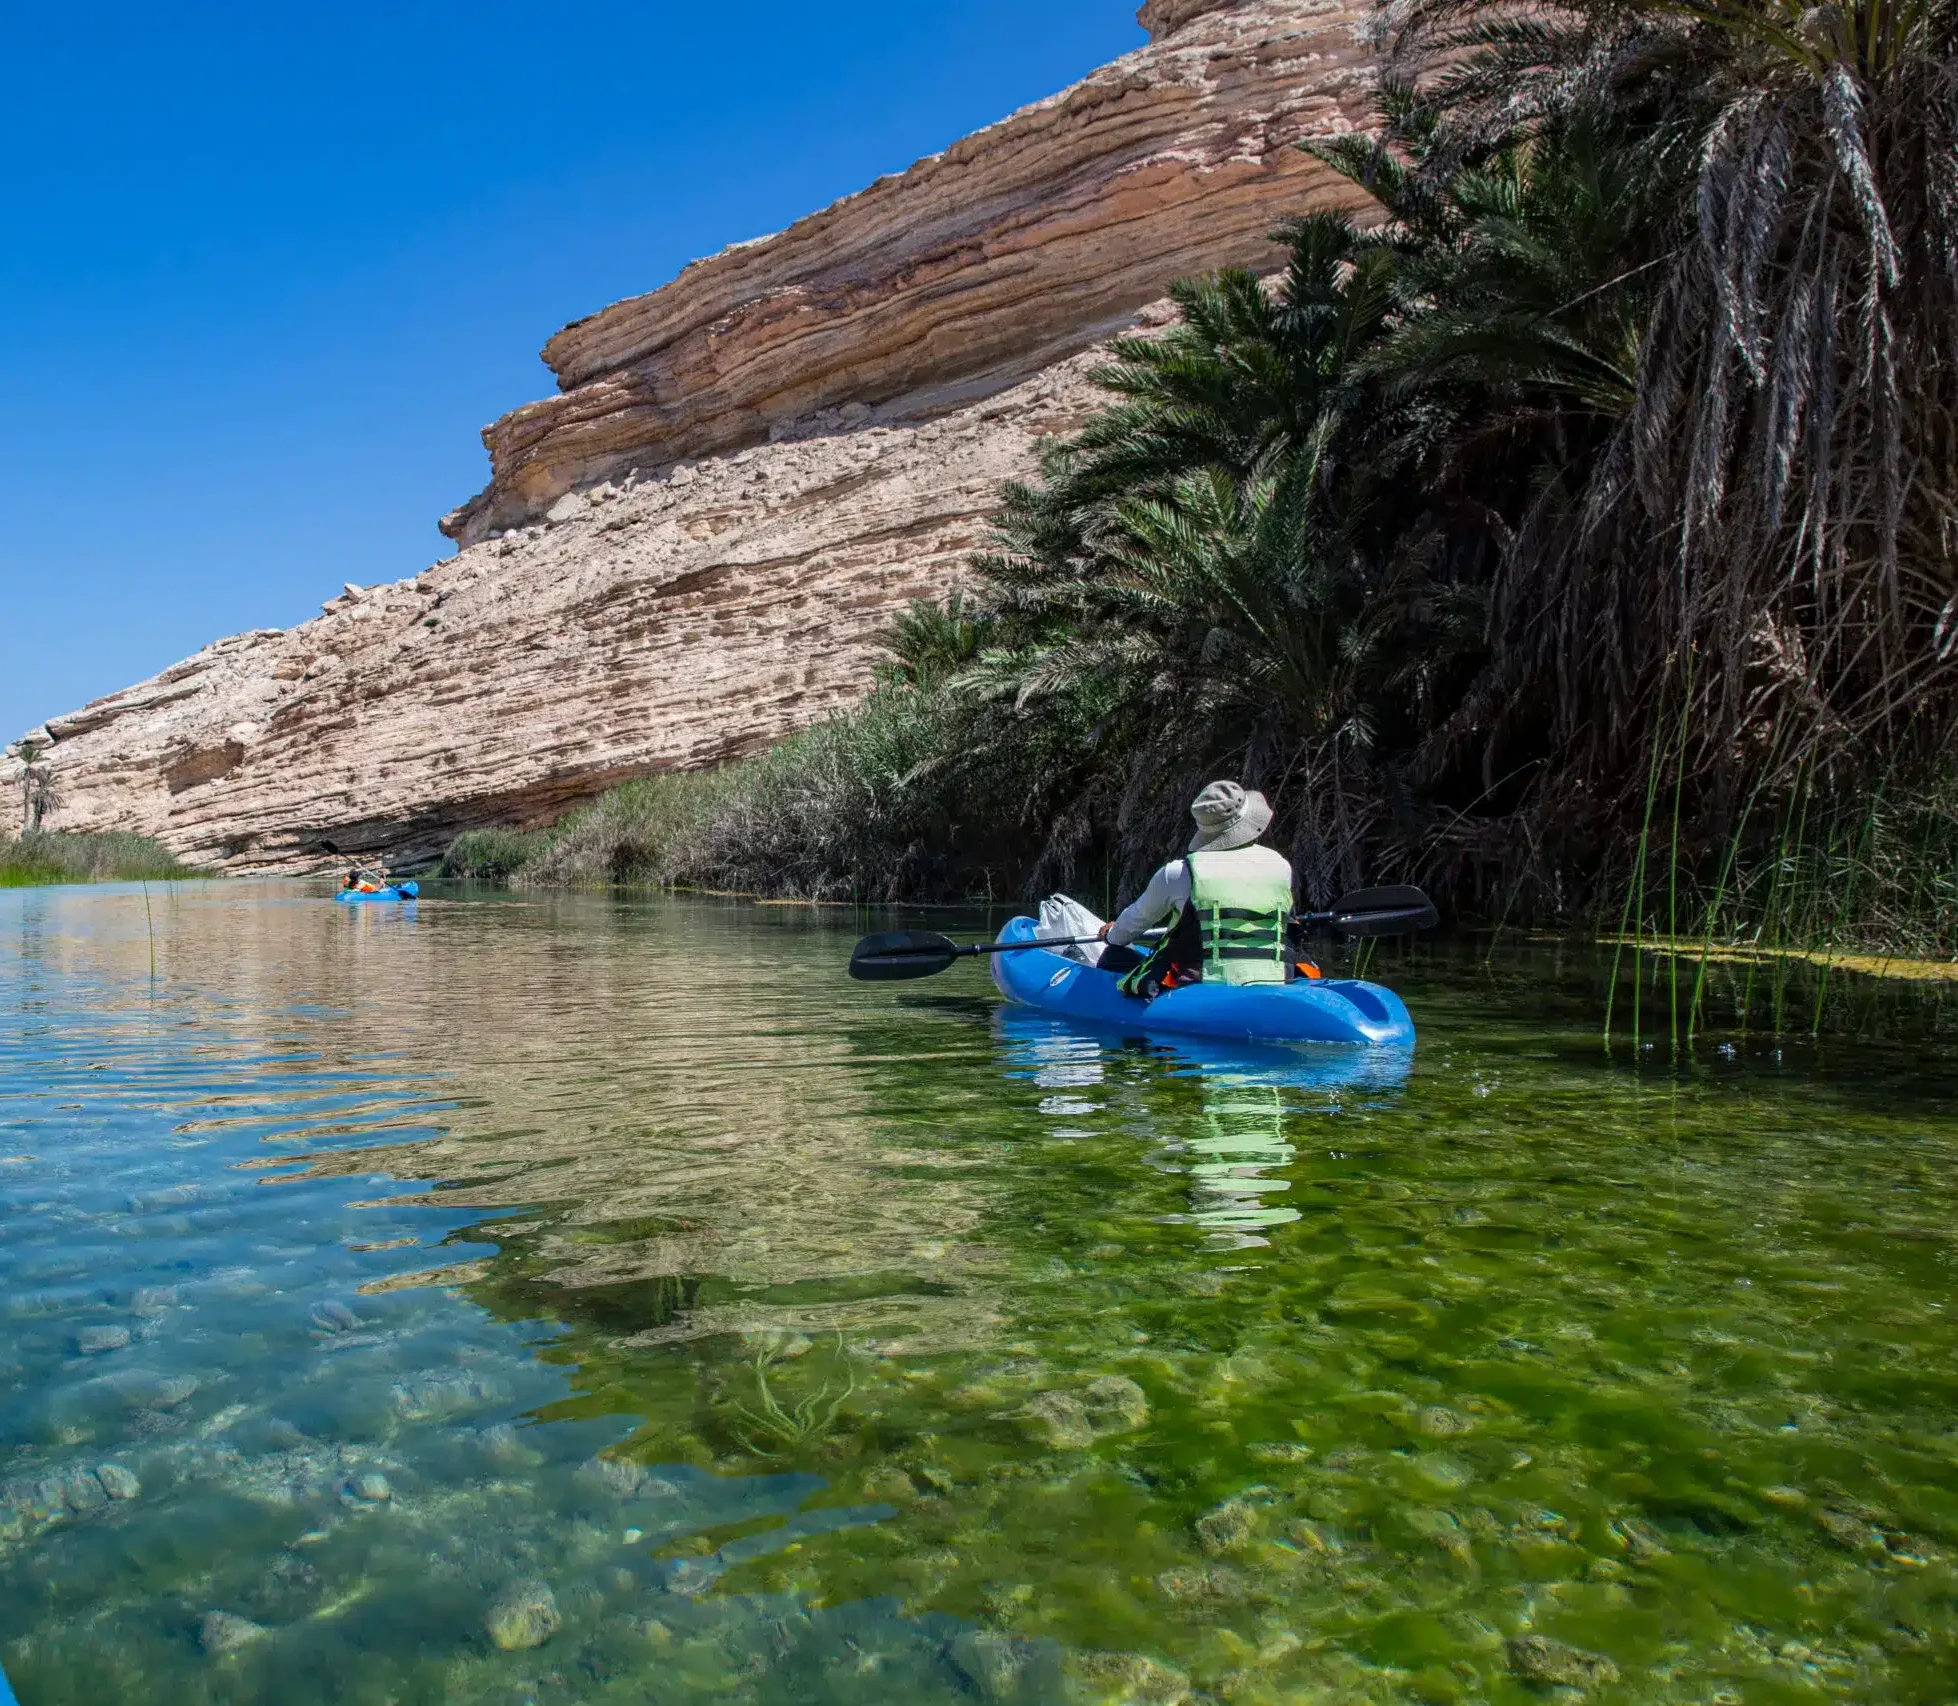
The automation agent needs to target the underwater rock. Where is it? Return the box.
[199,1611,269,1656]
[1155,1563,1247,1604]
[61,1469,107,1512]
[1195,1498,1257,1555]
[110,1371,199,1410]
[1413,1405,1475,1438]
[1609,1515,1669,1564]
[1505,1636,1620,1688]
[1065,1650,1193,1705]
[1282,1517,1341,1555]
[1815,1508,1887,1553]
[1247,1442,1314,1464]
[267,1552,320,1591]
[1019,1392,1097,1450]
[1401,1506,1472,1562]
[1081,1375,1150,1434]
[95,1463,141,1500]
[949,1629,1034,1701]
[485,1579,561,1650]
[75,1325,132,1354]
[861,1465,918,1504]
[310,1300,361,1333]
[348,1472,392,1503]
[390,1369,505,1421]
[1020,1377,1150,1449]
[578,1455,646,1497]
[478,1422,540,1467]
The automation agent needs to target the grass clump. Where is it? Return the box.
[446,678,1053,903]
[0,830,202,888]
[442,826,559,882]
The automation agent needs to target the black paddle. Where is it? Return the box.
[848,886,1438,982]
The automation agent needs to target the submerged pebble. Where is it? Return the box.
[579,1454,645,1497]
[948,1629,1036,1701]
[484,1579,560,1650]
[199,1611,269,1656]
[1156,1563,1246,1604]
[861,1464,917,1503]
[75,1325,131,1355]
[1066,1650,1194,1705]
[1195,1497,1257,1555]
[1018,1391,1096,1450]
[95,1463,141,1500]
[1505,1635,1620,1688]
[1413,1404,1475,1438]
[311,1300,361,1333]
[1080,1374,1150,1433]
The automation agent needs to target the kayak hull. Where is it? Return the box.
[988,915,1414,1047]
[335,883,419,904]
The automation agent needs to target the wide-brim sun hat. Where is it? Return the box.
[1187,780,1272,853]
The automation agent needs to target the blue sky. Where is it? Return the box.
[0,1,1143,741]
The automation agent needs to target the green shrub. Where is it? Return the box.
[442,826,557,882]
[512,773,728,889]
[0,830,202,888]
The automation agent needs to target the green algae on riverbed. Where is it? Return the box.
[4,885,1958,1703]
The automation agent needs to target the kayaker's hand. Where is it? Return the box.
[1097,923,1111,941]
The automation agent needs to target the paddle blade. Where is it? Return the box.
[849,930,960,981]
[1328,885,1439,938]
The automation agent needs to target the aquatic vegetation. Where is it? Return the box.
[6,887,1958,1702]
[725,1335,860,1459]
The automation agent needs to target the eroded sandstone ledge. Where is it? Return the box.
[8,0,1375,871]
[13,353,1123,871]
[441,0,1374,545]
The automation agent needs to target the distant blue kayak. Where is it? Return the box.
[335,881,419,903]
[988,915,1415,1047]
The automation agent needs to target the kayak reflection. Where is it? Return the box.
[993,1008,1411,1249]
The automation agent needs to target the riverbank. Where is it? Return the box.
[0,830,204,888]
[445,4,1958,965]
[442,684,1958,972]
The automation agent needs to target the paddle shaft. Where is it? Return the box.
[319,838,392,887]
[880,906,1381,963]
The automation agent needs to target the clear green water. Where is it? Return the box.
[4,884,1958,1705]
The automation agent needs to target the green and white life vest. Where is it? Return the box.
[1187,846,1293,985]
[1117,844,1294,994]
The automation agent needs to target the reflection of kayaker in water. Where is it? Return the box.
[1054,781,1312,999]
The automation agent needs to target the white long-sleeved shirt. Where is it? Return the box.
[1104,845,1295,947]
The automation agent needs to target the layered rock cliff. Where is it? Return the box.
[7,0,1376,872]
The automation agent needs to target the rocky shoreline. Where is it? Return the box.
[5,0,1376,873]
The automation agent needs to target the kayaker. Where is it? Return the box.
[1095,780,1297,997]
[346,869,382,895]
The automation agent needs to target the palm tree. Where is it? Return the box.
[965,216,1464,895]
[1380,0,1958,828]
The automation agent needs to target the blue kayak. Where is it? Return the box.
[988,915,1414,1046]
[335,881,419,903]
